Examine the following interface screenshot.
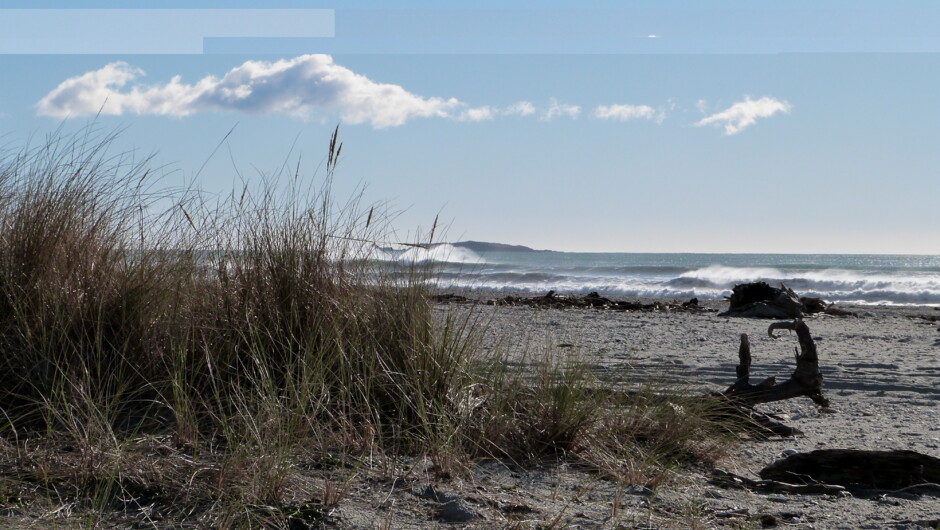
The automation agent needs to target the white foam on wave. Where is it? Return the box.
[797,269,940,291]
[341,244,396,262]
[678,265,783,284]
[663,265,940,304]
[433,262,940,306]
[680,265,939,291]
[398,244,485,264]
[434,275,725,299]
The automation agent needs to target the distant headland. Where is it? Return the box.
[446,241,550,252]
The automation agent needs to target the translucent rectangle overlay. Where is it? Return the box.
[0,9,334,54]
[203,37,334,55]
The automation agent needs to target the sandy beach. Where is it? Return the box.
[328,296,940,529]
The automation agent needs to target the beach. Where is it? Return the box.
[325,295,940,528]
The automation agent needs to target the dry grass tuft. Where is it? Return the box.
[0,125,738,527]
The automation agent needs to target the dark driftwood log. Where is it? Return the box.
[723,320,829,408]
[760,449,940,490]
[719,282,804,319]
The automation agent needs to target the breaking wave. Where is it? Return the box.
[423,257,940,306]
[392,244,485,264]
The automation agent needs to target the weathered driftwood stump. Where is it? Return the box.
[719,282,804,319]
[719,281,854,318]
[715,319,828,437]
[724,320,829,408]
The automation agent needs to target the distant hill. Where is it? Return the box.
[449,241,546,252]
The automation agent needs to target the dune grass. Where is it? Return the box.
[0,126,736,527]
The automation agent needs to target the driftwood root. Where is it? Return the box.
[723,320,829,408]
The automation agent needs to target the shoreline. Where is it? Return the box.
[433,287,940,317]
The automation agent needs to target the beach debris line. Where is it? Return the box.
[434,290,714,312]
[489,290,701,311]
[719,281,854,319]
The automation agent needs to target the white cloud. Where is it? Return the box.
[36,54,467,128]
[594,104,658,122]
[694,96,791,135]
[504,101,536,117]
[541,98,580,121]
[458,106,495,122]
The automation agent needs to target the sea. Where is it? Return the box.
[380,244,940,307]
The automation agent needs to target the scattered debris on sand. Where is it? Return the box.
[434,290,714,312]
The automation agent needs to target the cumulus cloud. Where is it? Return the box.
[503,101,536,117]
[540,98,580,121]
[694,96,791,135]
[593,104,658,122]
[36,54,467,128]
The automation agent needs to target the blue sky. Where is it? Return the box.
[1,3,939,253]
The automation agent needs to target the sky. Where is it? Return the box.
[1,2,939,254]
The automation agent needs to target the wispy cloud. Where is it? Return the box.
[593,104,659,122]
[694,96,791,135]
[460,101,541,121]
[37,54,468,128]
[504,101,536,117]
[540,98,581,121]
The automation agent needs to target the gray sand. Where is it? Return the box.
[331,298,940,528]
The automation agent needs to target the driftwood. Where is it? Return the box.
[720,282,804,319]
[723,320,829,408]
[714,450,940,497]
[480,291,713,313]
[720,282,854,318]
[710,468,847,496]
[706,319,829,438]
[714,326,940,497]
[760,449,940,490]
[714,403,804,438]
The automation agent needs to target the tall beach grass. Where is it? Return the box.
[0,126,735,527]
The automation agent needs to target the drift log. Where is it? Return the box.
[760,449,940,490]
[720,282,854,318]
[723,320,829,408]
[720,282,804,319]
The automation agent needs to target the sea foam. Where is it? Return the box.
[396,244,485,264]
[423,253,940,306]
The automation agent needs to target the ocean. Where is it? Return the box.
[381,244,940,306]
